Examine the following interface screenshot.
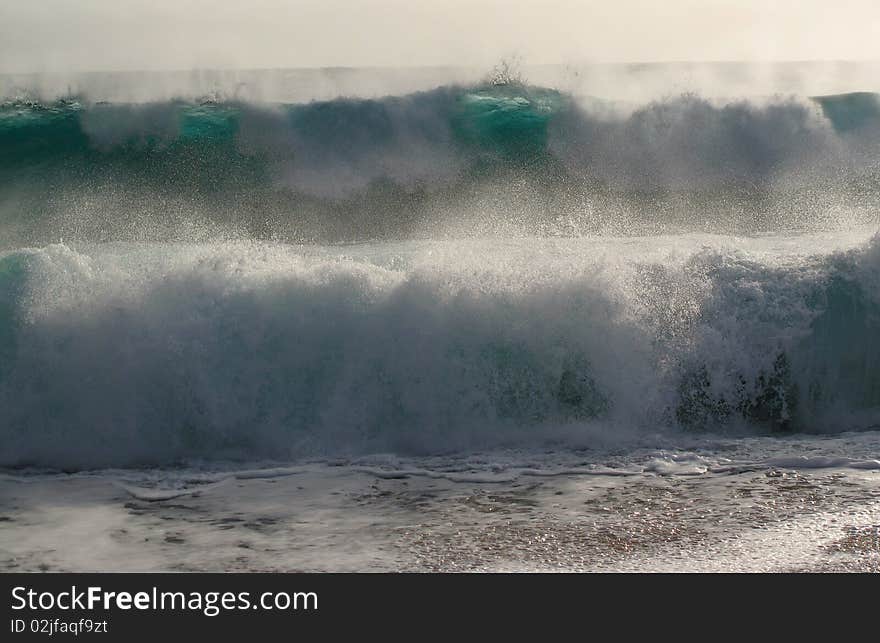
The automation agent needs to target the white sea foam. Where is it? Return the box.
[1,230,878,469]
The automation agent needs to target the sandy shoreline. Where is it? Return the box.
[2,458,878,573]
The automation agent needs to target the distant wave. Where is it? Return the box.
[1,85,879,246]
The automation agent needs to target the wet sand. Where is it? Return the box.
[2,453,878,572]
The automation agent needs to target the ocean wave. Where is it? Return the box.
[1,232,877,469]
[1,86,879,247]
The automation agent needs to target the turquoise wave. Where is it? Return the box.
[0,85,565,169]
[814,92,880,133]
[0,86,879,247]
[3,88,876,168]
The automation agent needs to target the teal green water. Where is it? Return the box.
[3,85,877,247]
[3,88,872,164]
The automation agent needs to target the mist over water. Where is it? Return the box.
[4,60,880,104]
[2,63,880,248]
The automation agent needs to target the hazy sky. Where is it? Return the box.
[2,0,880,73]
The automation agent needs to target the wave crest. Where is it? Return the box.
[2,86,879,246]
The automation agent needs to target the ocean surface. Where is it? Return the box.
[1,63,878,571]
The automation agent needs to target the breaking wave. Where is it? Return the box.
[2,74,879,469]
[1,232,878,468]
[1,85,879,247]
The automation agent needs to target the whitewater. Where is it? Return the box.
[1,64,878,571]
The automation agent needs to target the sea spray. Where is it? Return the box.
[2,86,879,248]
[0,232,877,468]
